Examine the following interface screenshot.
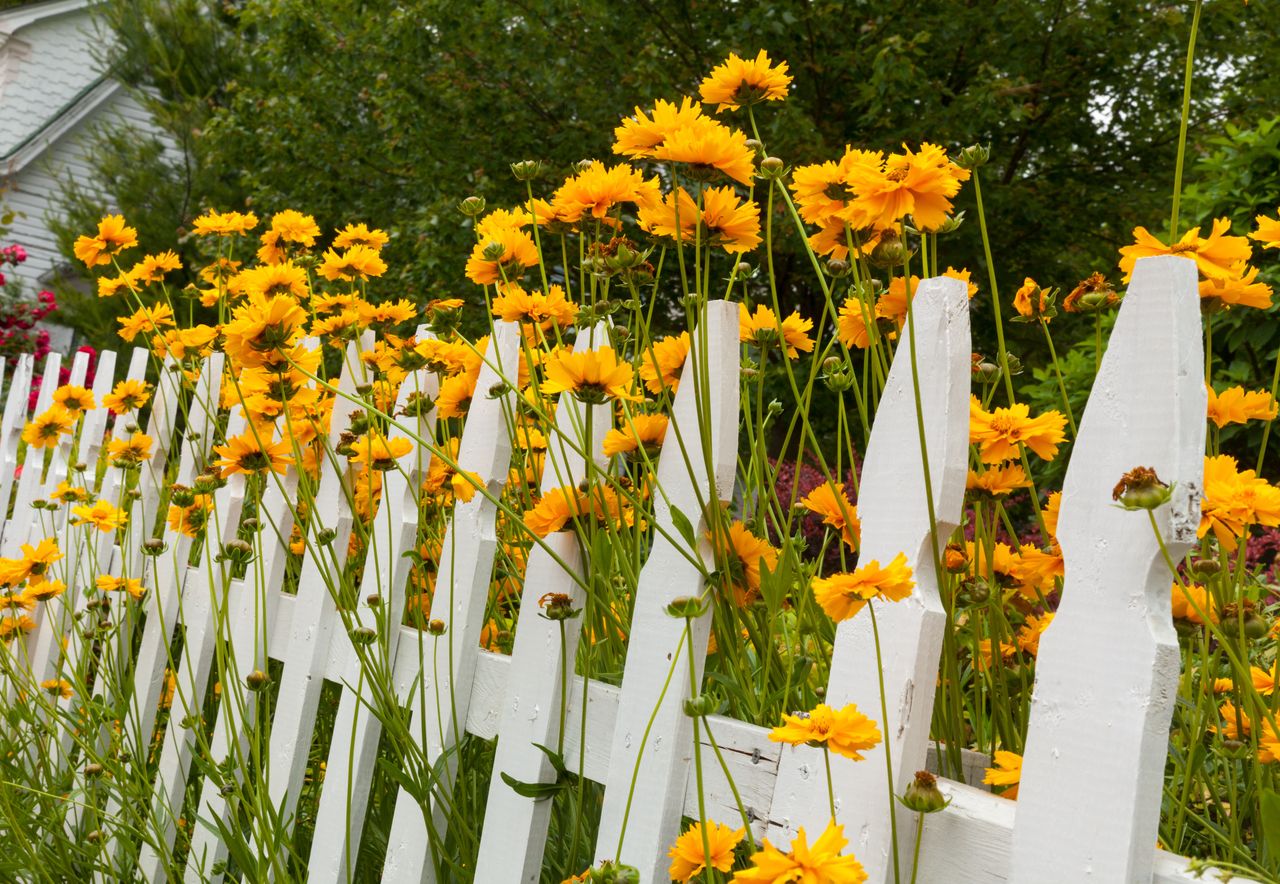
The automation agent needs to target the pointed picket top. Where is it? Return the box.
[1010,255,1204,882]
[594,300,739,880]
[0,353,34,533]
[474,320,613,883]
[766,275,971,881]
[1,351,60,555]
[380,320,521,881]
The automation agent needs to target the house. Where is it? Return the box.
[0,0,159,291]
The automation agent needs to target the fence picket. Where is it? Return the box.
[305,354,440,882]
[381,322,520,882]
[474,321,613,882]
[1009,254,1205,882]
[0,353,35,528]
[593,300,739,880]
[766,275,971,881]
[2,351,61,556]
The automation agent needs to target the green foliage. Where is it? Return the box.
[59,0,1280,345]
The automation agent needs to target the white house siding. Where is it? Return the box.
[3,86,156,287]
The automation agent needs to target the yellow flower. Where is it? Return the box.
[131,250,183,283]
[638,332,689,395]
[983,750,1022,799]
[222,295,308,367]
[1250,212,1280,249]
[739,303,814,358]
[117,303,176,342]
[943,266,977,298]
[333,222,389,250]
[491,283,577,332]
[613,96,707,159]
[191,209,259,236]
[540,345,640,403]
[40,678,73,700]
[523,484,635,537]
[96,574,146,600]
[733,821,867,883]
[602,413,668,458]
[652,118,757,185]
[349,432,413,470]
[1118,218,1252,283]
[1199,264,1273,310]
[550,161,660,224]
[1009,547,1063,600]
[1199,454,1280,548]
[799,481,859,550]
[97,268,144,298]
[107,432,154,467]
[699,49,792,112]
[21,407,75,449]
[1207,385,1278,428]
[318,244,388,282]
[969,396,1068,463]
[465,225,541,285]
[710,521,778,606]
[71,500,128,532]
[837,297,873,350]
[0,537,62,586]
[73,214,138,267]
[212,427,295,477]
[1171,582,1217,625]
[769,702,882,762]
[811,552,914,623]
[267,209,320,246]
[51,481,87,504]
[966,464,1031,498]
[1016,612,1054,656]
[0,613,36,640]
[844,143,968,232]
[168,496,213,538]
[639,185,761,253]
[102,379,151,413]
[668,821,743,882]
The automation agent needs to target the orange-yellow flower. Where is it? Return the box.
[549,161,660,224]
[107,432,154,467]
[1251,212,1280,250]
[1207,386,1278,428]
[844,143,968,232]
[1118,218,1252,283]
[540,346,640,403]
[602,414,668,459]
[652,118,757,185]
[811,552,914,622]
[969,396,1068,463]
[1171,582,1217,625]
[799,481,860,549]
[212,428,295,477]
[192,209,259,236]
[131,250,182,283]
[1199,264,1274,310]
[739,303,813,358]
[983,750,1022,799]
[102,380,151,413]
[613,97,707,159]
[639,185,761,253]
[73,214,138,267]
[1013,277,1051,320]
[733,821,867,883]
[837,297,873,350]
[465,225,540,285]
[769,702,882,762]
[318,244,388,282]
[96,574,146,600]
[523,484,634,537]
[117,303,176,342]
[668,821,743,882]
[1016,613,1055,656]
[699,50,792,112]
[491,283,577,332]
[1199,454,1280,548]
[638,332,689,395]
[333,223,389,250]
[349,432,412,470]
[21,407,75,449]
[966,464,1031,498]
[0,538,62,586]
[710,521,778,606]
[71,500,128,532]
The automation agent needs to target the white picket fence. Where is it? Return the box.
[0,254,1235,883]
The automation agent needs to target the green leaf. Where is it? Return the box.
[669,505,699,552]
[1259,788,1280,863]
[500,771,565,801]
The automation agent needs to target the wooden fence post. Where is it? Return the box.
[766,275,971,882]
[1009,254,1204,882]
[593,300,739,881]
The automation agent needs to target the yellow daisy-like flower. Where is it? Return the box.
[1016,612,1054,656]
[107,432,154,467]
[523,484,635,537]
[739,303,814,359]
[733,821,867,883]
[811,552,914,623]
[769,702,882,761]
[21,406,75,449]
[465,225,541,285]
[1199,264,1274,310]
[709,521,778,606]
[71,500,128,532]
[1013,277,1050,320]
[191,209,259,236]
[1118,218,1253,283]
[131,250,183,283]
[117,303,176,342]
[668,821,744,882]
[1250,212,1280,249]
[968,396,1068,464]
[0,537,62,586]
[0,612,36,640]
[318,244,388,282]
[550,161,660,224]
[237,261,311,301]
[983,750,1022,800]
[602,413,668,458]
[73,214,138,268]
[168,495,213,539]
[333,222,389,250]
[1207,385,1278,428]
[799,481,860,550]
[212,427,295,478]
[699,49,793,112]
[349,432,413,470]
[613,96,707,159]
[966,464,1031,498]
[51,481,88,505]
[638,332,690,395]
[837,296,874,350]
[23,579,66,602]
[96,574,146,600]
[1199,454,1280,549]
[40,679,73,700]
[1171,581,1217,625]
[844,143,968,232]
[102,379,152,414]
[653,118,757,186]
[222,295,309,367]
[491,283,577,332]
[540,345,640,403]
[639,185,761,253]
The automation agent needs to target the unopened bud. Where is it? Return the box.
[665,596,709,619]
[900,770,949,813]
[758,156,786,179]
[510,160,543,181]
[955,144,990,171]
[458,196,486,217]
[246,669,270,691]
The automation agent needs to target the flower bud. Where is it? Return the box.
[758,157,786,179]
[142,538,167,557]
[351,626,378,646]
[825,258,851,278]
[900,770,949,813]
[943,543,969,574]
[734,261,753,278]
[427,619,447,636]
[86,829,103,844]
[972,361,1001,385]
[665,595,709,619]
[934,211,966,234]
[457,196,486,217]
[366,593,383,607]
[316,528,338,546]
[682,693,720,718]
[1111,467,1172,511]
[869,233,911,269]
[84,763,104,778]
[510,159,543,181]
[246,669,270,692]
[955,144,990,171]
[744,138,764,156]
[481,240,506,262]
[1190,557,1220,578]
